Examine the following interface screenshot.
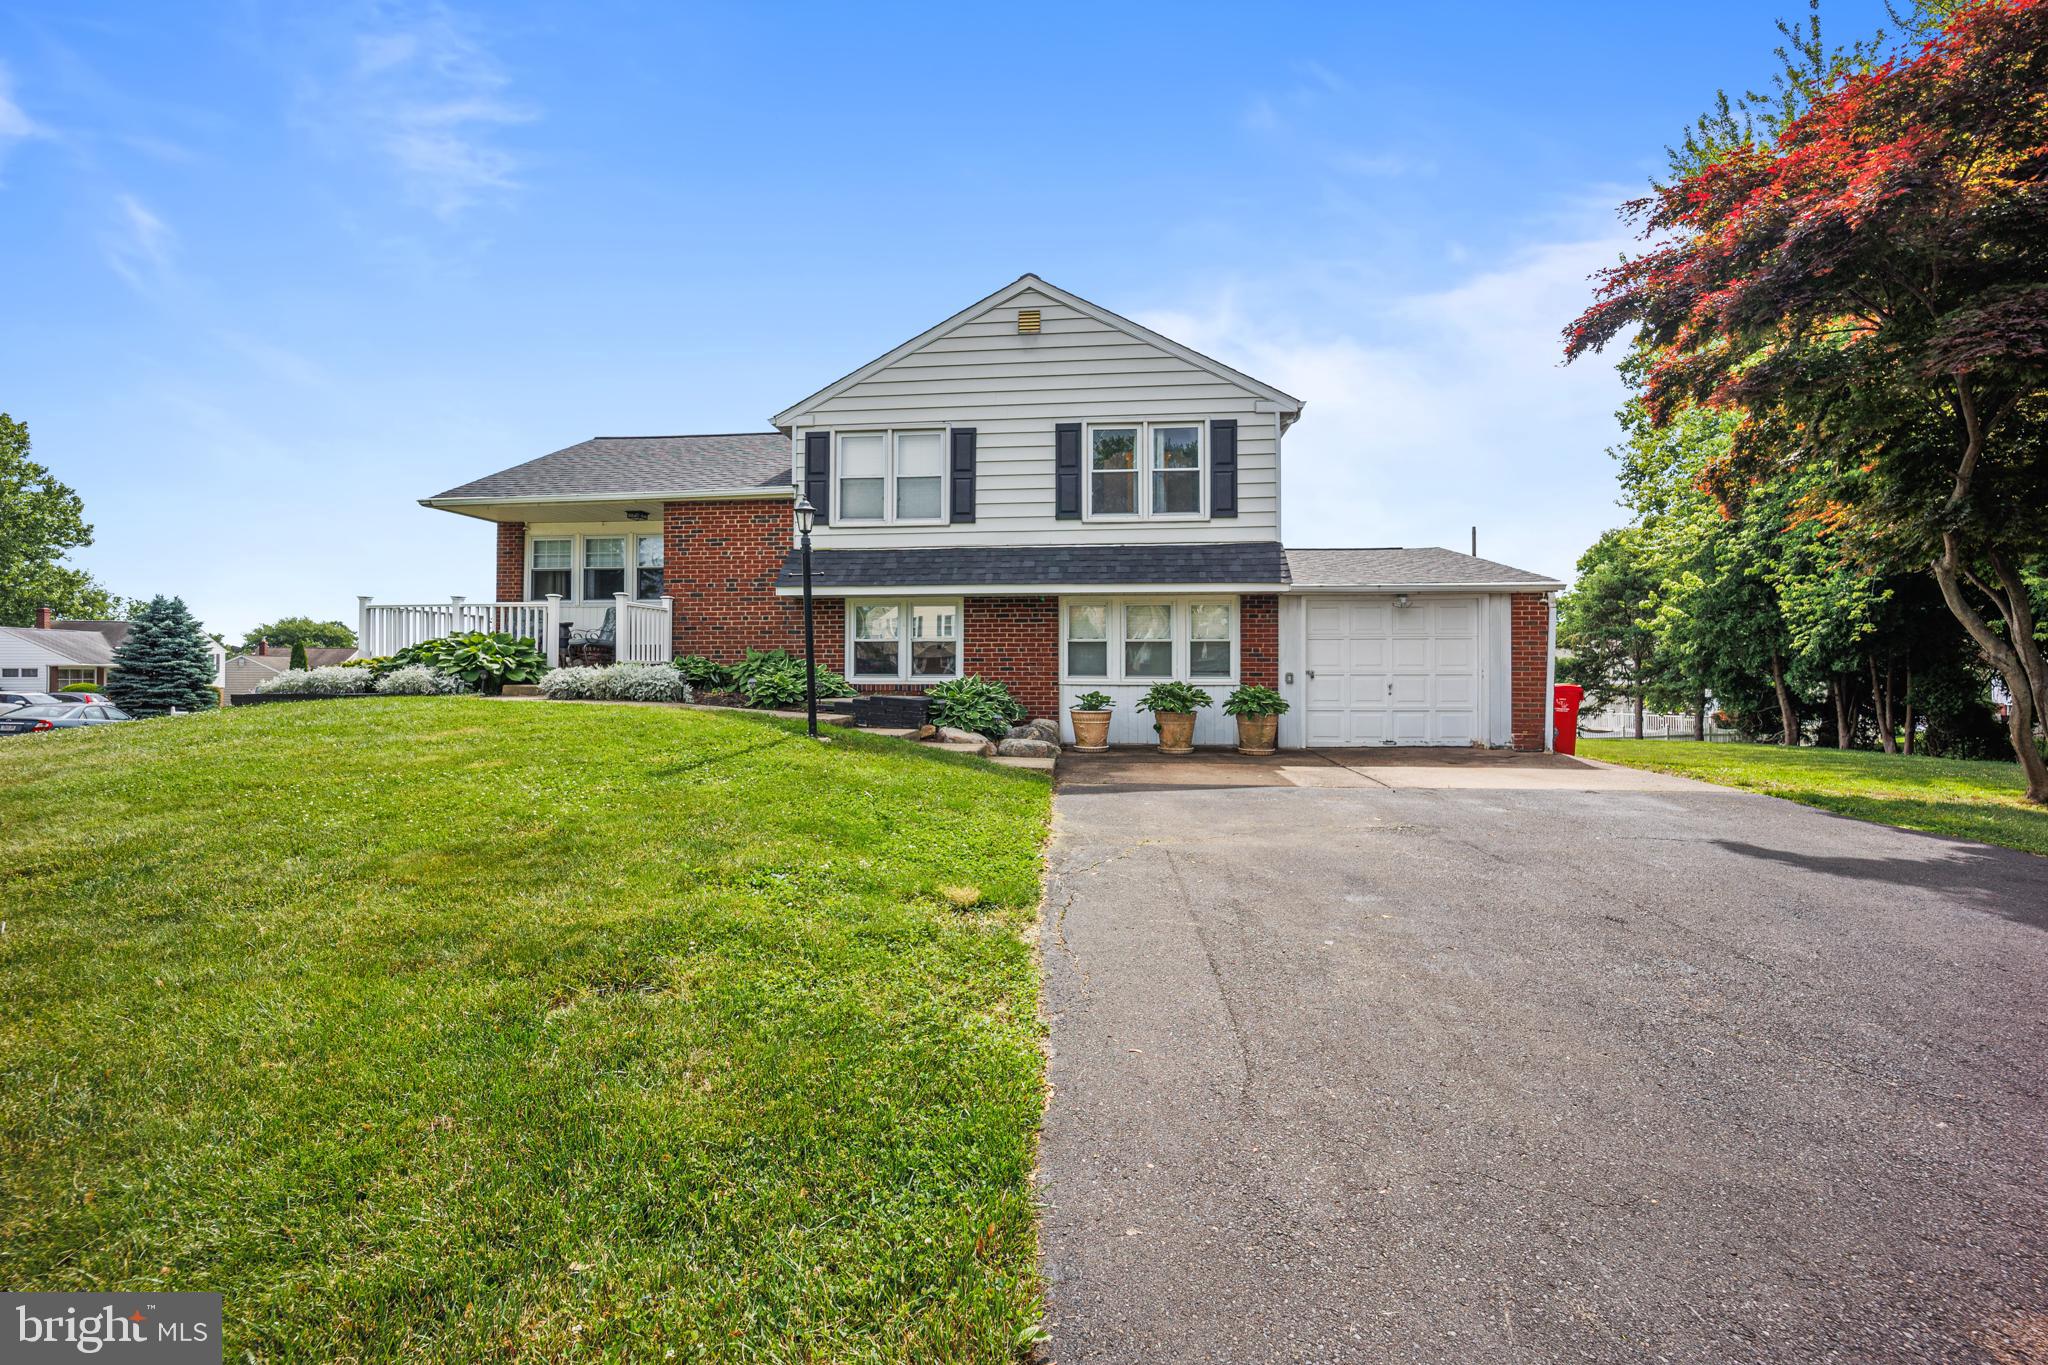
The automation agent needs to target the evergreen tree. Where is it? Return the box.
[108,596,219,716]
[289,639,309,670]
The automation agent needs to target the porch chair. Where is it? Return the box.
[565,605,617,665]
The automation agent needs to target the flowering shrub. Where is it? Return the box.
[540,663,693,703]
[373,665,468,696]
[255,666,371,696]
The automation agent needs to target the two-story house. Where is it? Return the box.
[394,275,1561,750]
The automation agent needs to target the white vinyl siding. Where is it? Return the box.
[791,287,1281,548]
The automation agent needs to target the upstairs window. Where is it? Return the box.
[530,538,572,599]
[835,430,948,524]
[1087,422,1205,519]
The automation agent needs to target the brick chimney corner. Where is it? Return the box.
[34,606,53,629]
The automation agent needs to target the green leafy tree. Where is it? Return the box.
[239,617,357,652]
[108,596,220,716]
[0,413,124,626]
[1568,0,2048,799]
[1557,529,1658,734]
[289,640,309,671]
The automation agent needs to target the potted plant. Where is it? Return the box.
[1135,681,1212,755]
[1222,684,1290,755]
[1069,690,1115,752]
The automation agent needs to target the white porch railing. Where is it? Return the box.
[356,594,675,668]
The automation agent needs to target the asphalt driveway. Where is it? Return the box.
[1038,751,2048,1364]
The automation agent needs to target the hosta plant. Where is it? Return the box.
[925,676,1027,741]
[1134,681,1212,716]
[728,650,857,710]
[1221,685,1290,717]
[675,655,735,691]
[391,632,546,695]
[1072,690,1115,712]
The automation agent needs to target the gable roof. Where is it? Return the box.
[1285,547,1563,590]
[770,274,1305,427]
[53,619,131,649]
[229,647,357,670]
[0,626,117,666]
[423,434,792,506]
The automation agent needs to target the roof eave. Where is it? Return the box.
[420,486,796,513]
[774,580,1290,598]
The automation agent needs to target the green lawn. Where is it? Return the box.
[0,698,1053,1362]
[1581,738,2048,857]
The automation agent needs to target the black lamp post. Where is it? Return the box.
[793,494,819,739]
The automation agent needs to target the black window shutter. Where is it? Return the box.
[949,427,977,523]
[1210,419,1238,519]
[1054,423,1082,520]
[803,432,831,525]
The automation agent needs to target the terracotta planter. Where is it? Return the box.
[1236,713,1278,755]
[1155,711,1196,754]
[1070,709,1111,752]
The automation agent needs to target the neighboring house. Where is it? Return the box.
[0,609,229,697]
[225,644,359,697]
[395,275,1562,749]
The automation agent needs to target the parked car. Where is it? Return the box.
[0,691,64,713]
[53,690,113,706]
[0,703,133,735]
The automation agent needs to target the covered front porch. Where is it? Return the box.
[356,594,674,667]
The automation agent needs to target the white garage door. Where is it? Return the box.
[1303,596,1481,746]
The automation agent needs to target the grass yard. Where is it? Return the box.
[1581,738,2048,857]
[0,698,1053,1362]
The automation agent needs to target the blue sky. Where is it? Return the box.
[0,1,1895,640]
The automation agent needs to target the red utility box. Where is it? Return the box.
[1553,684,1584,755]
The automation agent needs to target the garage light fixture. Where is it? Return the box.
[1395,593,1410,608]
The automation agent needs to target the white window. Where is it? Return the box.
[838,434,887,520]
[52,667,96,689]
[895,432,944,520]
[834,430,948,524]
[530,538,572,599]
[1066,603,1109,678]
[634,534,665,600]
[583,537,626,600]
[1086,422,1205,520]
[1059,596,1238,684]
[847,599,961,682]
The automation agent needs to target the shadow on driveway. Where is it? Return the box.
[1715,836,2048,932]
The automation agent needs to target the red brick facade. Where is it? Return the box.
[495,522,526,602]
[661,499,826,662]
[1240,593,1279,688]
[1510,591,1551,752]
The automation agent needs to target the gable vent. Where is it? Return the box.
[1017,308,1041,334]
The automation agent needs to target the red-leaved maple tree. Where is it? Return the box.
[1566,0,2048,798]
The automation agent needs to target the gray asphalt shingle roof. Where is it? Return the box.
[426,434,793,502]
[0,627,117,666]
[777,542,1291,591]
[1285,547,1561,588]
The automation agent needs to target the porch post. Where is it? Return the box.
[450,595,466,638]
[356,595,372,657]
[614,592,631,662]
[544,594,563,667]
[660,596,674,663]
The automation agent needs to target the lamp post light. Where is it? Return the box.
[793,494,819,739]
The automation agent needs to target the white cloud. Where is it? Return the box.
[103,192,176,291]
[1138,225,1640,584]
[307,3,536,221]
[0,62,49,173]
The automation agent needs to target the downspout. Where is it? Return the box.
[1545,594,1558,752]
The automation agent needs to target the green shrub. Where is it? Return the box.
[59,682,101,693]
[1221,685,1290,717]
[541,663,692,703]
[1071,690,1115,712]
[390,633,545,695]
[728,650,857,709]
[675,655,735,691]
[1135,681,1213,715]
[288,640,309,671]
[925,676,1027,740]
[372,666,467,696]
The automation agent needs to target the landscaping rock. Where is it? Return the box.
[935,726,990,746]
[1008,719,1059,742]
[997,737,1061,758]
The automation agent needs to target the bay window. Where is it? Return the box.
[835,429,948,524]
[634,534,665,599]
[847,599,961,683]
[530,538,572,599]
[583,537,625,600]
[1060,596,1238,683]
[1086,422,1205,519]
